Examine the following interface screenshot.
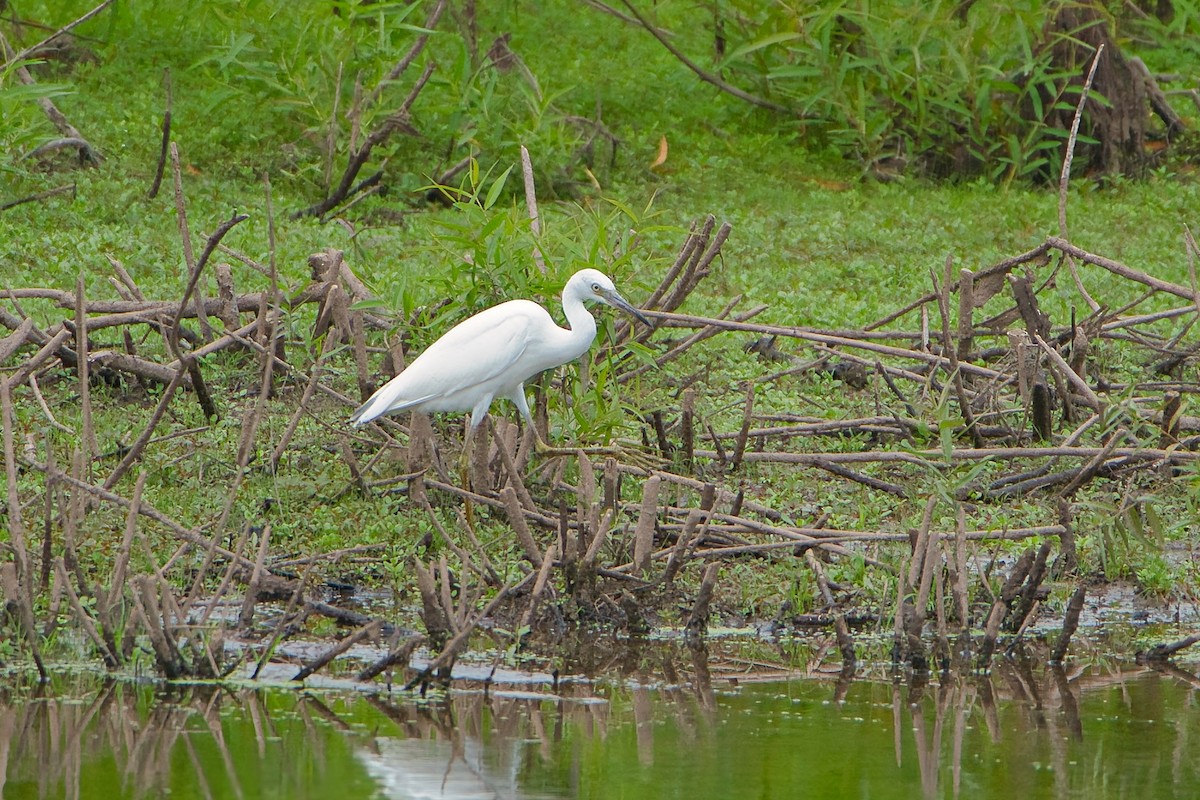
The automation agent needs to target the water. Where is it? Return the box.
[2,659,1198,799]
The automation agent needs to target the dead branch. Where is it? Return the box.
[614,1,793,114]
[0,183,76,212]
[294,21,440,222]
[0,29,101,164]
[293,620,383,681]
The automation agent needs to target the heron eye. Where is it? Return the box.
[591,283,601,292]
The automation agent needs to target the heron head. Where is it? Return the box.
[569,269,651,326]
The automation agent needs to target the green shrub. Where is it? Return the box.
[696,1,1121,180]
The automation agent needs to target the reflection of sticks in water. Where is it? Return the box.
[688,639,717,714]
[632,686,655,767]
[951,682,967,798]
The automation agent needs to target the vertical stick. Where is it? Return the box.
[351,305,371,401]
[520,145,546,275]
[40,435,54,590]
[1058,44,1104,312]
[519,541,558,636]
[914,516,939,617]
[956,268,974,362]
[684,563,720,638]
[602,456,618,529]
[148,68,172,199]
[169,141,212,339]
[239,524,274,628]
[262,172,281,395]
[576,453,596,553]
[501,486,543,568]
[731,382,755,470]
[493,419,536,511]
[934,259,981,447]
[75,276,99,466]
[632,475,662,575]
[661,508,702,586]
[1055,498,1077,574]
[558,497,576,567]
[892,557,910,665]
[1,381,30,578]
[680,387,695,468]
[806,550,855,671]
[953,504,969,634]
[106,471,145,620]
[1050,585,1087,664]
[214,263,239,331]
[326,61,343,193]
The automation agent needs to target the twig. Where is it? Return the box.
[101,365,189,490]
[238,524,273,628]
[364,0,446,108]
[805,550,855,670]
[0,30,101,164]
[147,69,172,199]
[811,459,907,497]
[866,242,1053,331]
[295,61,434,219]
[1138,633,1200,663]
[357,633,426,682]
[293,620,383,681]
[644,309,1007,380]
[0,183,76,212]
[730,382,754,470]
[1047,236,1200,304]
[403,580,526,690]
[501,486,544,567]
[518,542,558,637]
[1057,44,1104,311]
[26,372,72,433]
[1032,333,1102,410]
[2,0,113,66]
[693,445,1197,467]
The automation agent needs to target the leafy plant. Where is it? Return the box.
[667,0,1120,180]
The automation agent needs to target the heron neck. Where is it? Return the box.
[562,293,598,357]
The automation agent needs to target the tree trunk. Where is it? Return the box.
[1042,3,1148,177]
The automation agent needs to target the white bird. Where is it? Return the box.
[350,269,650,442]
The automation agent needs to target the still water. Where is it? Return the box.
[2,657,1198,800]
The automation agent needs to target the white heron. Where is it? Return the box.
[350,269,650,450]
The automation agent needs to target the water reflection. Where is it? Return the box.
[2,649,1200,800]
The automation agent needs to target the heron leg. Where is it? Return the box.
[513,385,660,468]
[460,416,477,528]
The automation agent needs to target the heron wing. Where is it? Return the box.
[415,302,539,394]
[351,301,545,424]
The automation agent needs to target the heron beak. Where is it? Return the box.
[601,288,652,327]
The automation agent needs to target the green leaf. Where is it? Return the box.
[483,164,514,210]
[724,31,803,64]
[477,210,507,240]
